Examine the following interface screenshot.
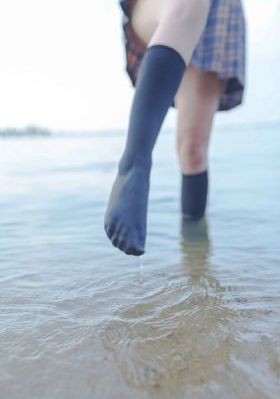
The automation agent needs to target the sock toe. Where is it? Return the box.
[111,235,119,248]
[118,240,127,252]
[125,244,145,256]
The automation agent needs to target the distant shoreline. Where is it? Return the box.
[0,126,51,138]
[0,120,279,139]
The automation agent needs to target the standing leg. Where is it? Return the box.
[104,0,210,255]
[174,66,225,220]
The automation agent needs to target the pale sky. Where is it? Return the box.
[0,0,279,131]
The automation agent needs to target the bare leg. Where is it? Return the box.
[149,0,210,64]
[175,66,224,174]
[132,0,210,64]
[175,66,225,219]
[104,0,210,255]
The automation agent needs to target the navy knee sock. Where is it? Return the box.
[105,44,186,255]
[120,44,186,168]
[181,170,208,221]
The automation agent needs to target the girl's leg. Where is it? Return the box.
[104,0,210,255]
[174,66,225,219]
[149,0,210,64]
[132,0,210,64]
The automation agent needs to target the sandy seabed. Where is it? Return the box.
[0,126,279,398]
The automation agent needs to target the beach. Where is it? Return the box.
[0,125,279,398]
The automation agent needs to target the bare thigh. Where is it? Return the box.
[132,0,210,64]
[131,0,162,44]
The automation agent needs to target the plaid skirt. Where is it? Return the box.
[119,0,246,111]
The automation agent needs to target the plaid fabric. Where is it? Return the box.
[119,0,246,111]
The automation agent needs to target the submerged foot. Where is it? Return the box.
[104,156,151,256]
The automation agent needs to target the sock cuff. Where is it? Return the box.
[146,44,186,67]
[182,170,208,179]
[181,169,208,220]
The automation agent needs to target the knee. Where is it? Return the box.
[186,143,207,170]
[177,127,208,170]
[167,0,210,26]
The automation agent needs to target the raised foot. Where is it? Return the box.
[104,159,151,256]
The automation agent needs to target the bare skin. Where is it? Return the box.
[133,0,210,65]
[175,66,225,175]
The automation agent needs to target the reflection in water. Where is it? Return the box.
[102,218,240,398]
[178,218,236,394]
[180,217,213,289]
[1,131,280,398]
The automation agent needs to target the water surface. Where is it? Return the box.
[0,126,279,398]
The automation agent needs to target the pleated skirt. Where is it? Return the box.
[119,0,246,111]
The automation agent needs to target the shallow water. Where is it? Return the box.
[0,125,280,398]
